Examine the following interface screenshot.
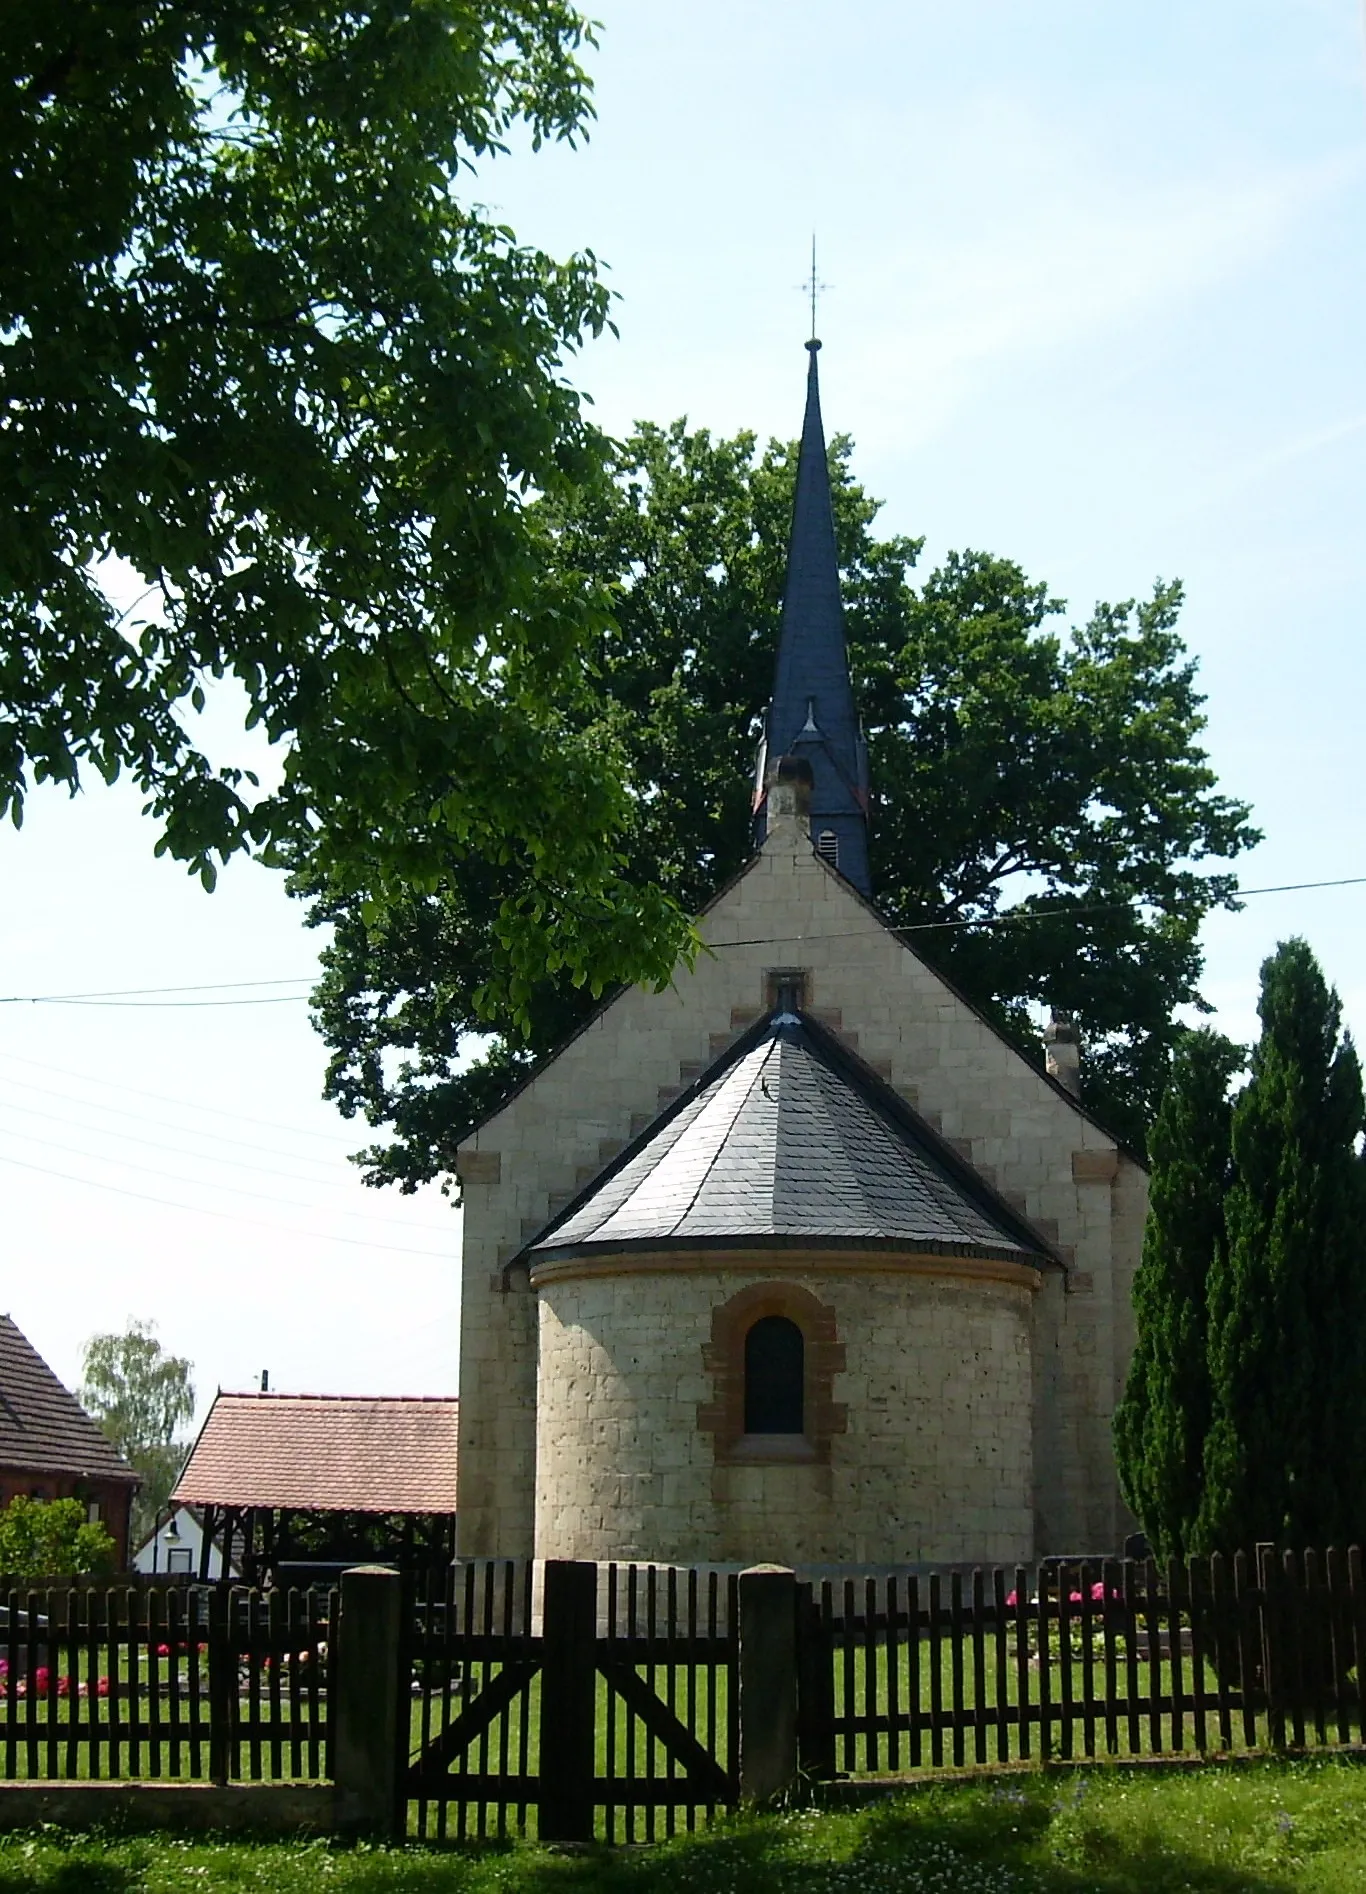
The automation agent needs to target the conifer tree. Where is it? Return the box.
[1114,1029,1243,1558]
[1196,939,1366,1553]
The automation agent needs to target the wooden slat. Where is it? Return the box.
[1037,1568,1053,1763]
[927,1573,944,1769]
[1101,1559,1120,1758]
[970,1571,987,1766]
[992,1569,1009,1765]
[1013,1567,1030,1763]
[1058,1567,1074,1760]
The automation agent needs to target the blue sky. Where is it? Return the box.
[2,0,1363,1407]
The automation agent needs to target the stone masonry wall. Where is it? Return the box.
[456,806,1148,1558]
[534,1262,1035,1567]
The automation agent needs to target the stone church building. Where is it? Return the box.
[455,343,1148,1568]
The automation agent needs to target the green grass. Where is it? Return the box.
[5,1759,1366,1891]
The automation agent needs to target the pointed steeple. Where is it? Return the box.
[753,341,871,894]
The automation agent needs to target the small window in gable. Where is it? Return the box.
[744,1315,805,1434]
[815,829,839,867]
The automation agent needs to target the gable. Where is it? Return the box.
[459,815,1135,1271]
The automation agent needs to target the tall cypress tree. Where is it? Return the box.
[1196,939,1366,1553]
[1114,1029,1243,1558]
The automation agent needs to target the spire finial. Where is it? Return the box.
[801,235,829,346]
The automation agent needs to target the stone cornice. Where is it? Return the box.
[527,1246,1042,1294]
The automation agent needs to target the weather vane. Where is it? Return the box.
[798,235,830,342]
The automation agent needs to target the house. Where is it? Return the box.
[173,1391,459,1583]
[454,341,1149,1569]
[131,1503,233,1579]
[0,1313,138,1564]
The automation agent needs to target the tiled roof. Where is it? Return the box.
[0,1314,137,1484]
[174,1393,459,1514]
[528,1012,1052,1265]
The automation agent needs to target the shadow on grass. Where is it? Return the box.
[0,1772,1311,1894]
[0,1866,135,1894]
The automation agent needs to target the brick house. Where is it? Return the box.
[0,1314,138,1564]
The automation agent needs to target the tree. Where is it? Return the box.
[1,3,685,1015]
[302,421,1259,1189]
[0,1495,116,1579]
[1113,1028,1244,1558]
[80,1320,195,1543]
[1197,940,1366,1553]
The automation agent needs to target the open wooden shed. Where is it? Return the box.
[173,1391,458,1584]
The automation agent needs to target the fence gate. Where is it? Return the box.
[405,1562,541,1841]
[595,1563,738,1842]
[402,1561,738,1842]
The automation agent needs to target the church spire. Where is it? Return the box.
[753,340,871,894]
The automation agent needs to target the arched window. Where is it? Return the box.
[815,829,839,868]
[744,1315,805,1434]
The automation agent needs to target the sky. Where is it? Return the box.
[2,0,1364,1415]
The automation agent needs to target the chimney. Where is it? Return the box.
[1043,1010,1081,1097]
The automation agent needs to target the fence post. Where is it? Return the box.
[206,1585,233,1785]
[738,1564,799,1803]
[332,1566,405,1838]
[539,1559,598,1842]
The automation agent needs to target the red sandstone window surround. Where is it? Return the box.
[698,1281,846,1466]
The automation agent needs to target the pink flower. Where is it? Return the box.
[1068,1591,1083,1604]
[32,1667,50,1696]
[1005,1590,1018,1607]
[156,1643,171,1658]
[58,1676,73,1698]
[96,1676,110,1697]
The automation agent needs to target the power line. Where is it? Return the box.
[4,872,1364,1005]
[709,873,1366,950]
[0,1051,352,1147]
[0,1096,452,1233]
[0,1153,453,1259]
[0,977,314,1005]
[0,1076,349,1175]
[0,1119,429,1223]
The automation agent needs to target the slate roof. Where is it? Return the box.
[173,1393,459,1514]
[754,342,871,894]
[0,1314,137,1485]
[526,1012,1053,1266]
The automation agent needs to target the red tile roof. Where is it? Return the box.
[0,1315,137,1485]
[173,1392,458,1513]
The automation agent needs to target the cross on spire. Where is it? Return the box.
[800,235,830,343]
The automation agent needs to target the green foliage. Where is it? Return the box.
[0,1758,1362,1889]
[0,1494,116,1579]
[1,2,687,1016]
[80,1320,194,1542]
[304,420,1258,1190]
[1197,940,1366,1553]
[1114,1029,1245,1558]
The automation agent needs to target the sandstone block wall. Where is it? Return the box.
[533,1262,1035,1568]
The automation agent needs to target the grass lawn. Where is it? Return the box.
[5,1758,1366,1892]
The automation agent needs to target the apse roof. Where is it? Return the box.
[524,1011,1053,1266]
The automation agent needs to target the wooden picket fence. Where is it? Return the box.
[5,1548,1366,1839]
[0,1582,332,1781]
[800,1547,1366,1778]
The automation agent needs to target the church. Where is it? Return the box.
[454,342,1148,1568]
